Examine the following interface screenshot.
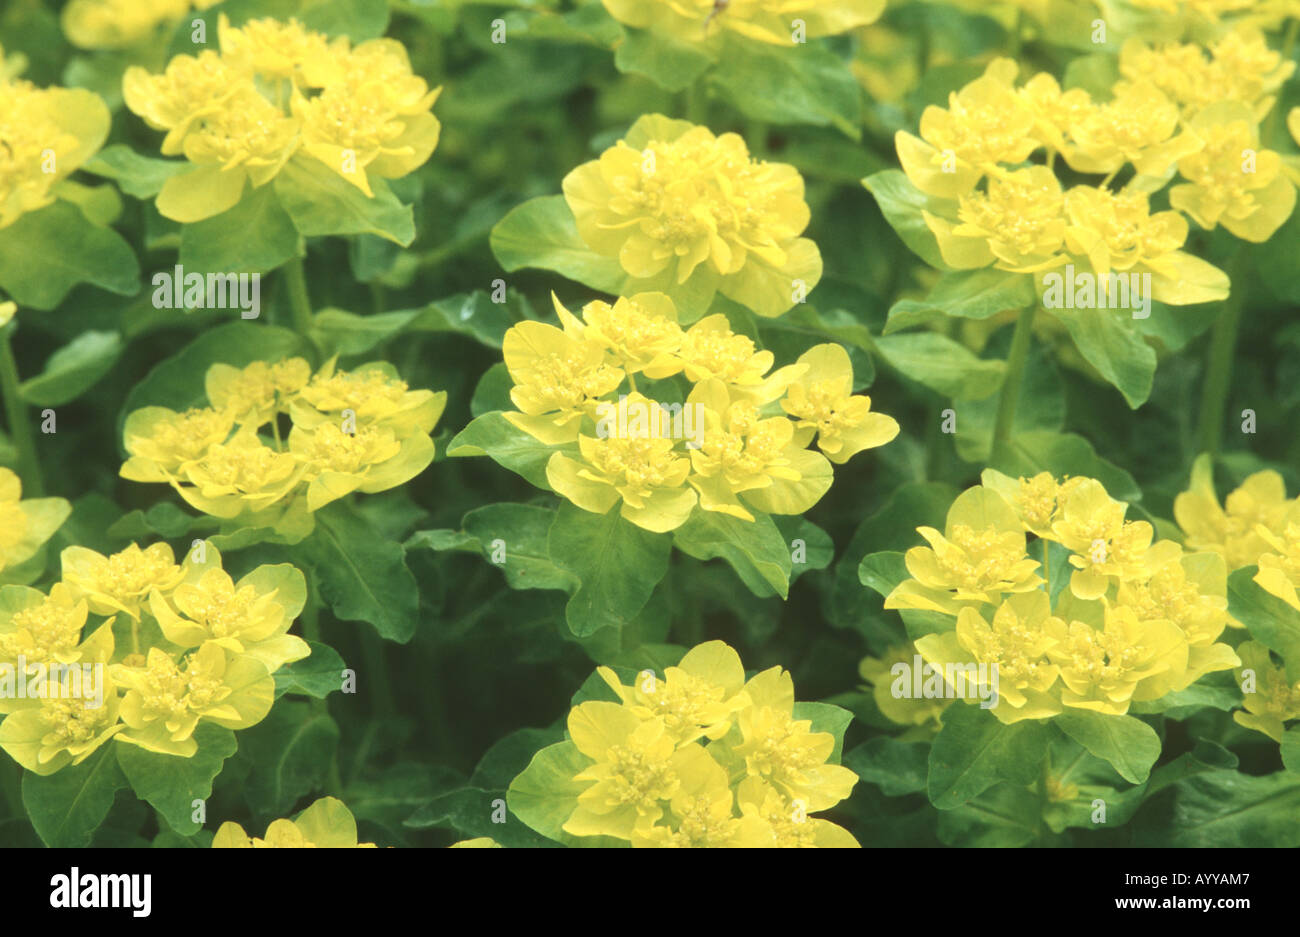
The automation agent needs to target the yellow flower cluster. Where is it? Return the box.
[0,468,71,585]
[0,540,306,772]
[123,16,441,221]
[881,472,1241,722]
[559,641,859,847]
[213,796,376,847]
[120,357,445,531]
[564,115,822,318]
[501,292,897,532]
[61,0,220,50]
[0,55,111,229]
[859,643,952,734]
[600,0,885,46]
[896,30,1296,301]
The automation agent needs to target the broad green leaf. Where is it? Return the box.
[274,157,415,245]
[1144,738,1238,798]
[1228,566,1300,678]
[446,410,574,491]
[862,170,953,270]
[613,28,714,92]
[116,724,237,835]
[296,501,420,643]
[0,202,139,309]
[274,640,348,699]
[774,515,833,583]
[20,330,122,407]
[1136,770,1300,847]
[81,145,187,198]
[994,430,1142,504]
[672,509,791,598]
[237,700,340,817]
[1053,710,1161,785]
[937,782,1039,847]
[1282,728,1300,774]
[844,737,930,797]
[548,502,670,637]
[874,332,1005,400]
[1049,305,1157,408]
[858,550,908,598]
[179,183,302,276]
[460,502,578,592]
[21,745,128,847]
[927,703,1050,809]
[505,740,625,847]
[885,269,1035,333]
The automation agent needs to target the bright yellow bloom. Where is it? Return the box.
[1049,477,1175,599]
[602,0,884,46]
[289,420,434,511]
[780,343,899,463]
[1232,641,1300,742]
[1062,80,1198,177]
[552,292,683,377]
[501,321,624,444]
[564,115,821,318]
[0,73,110,229]
[925,165,1068,272]
[1255,520,1300,612]
[171,427,303,519]
[1173,455,1293,570]
[120,406,236,482]
[449,837,501,848]
[212,796,377,847]
[629,752,772,848]
[980,469,1070,540]
[0,468,71,582]
[1170,103,1295,242]
[291,359,445,440]
[115,643,274,757]
[1045,604,1187,715]
[206,358,312,427]
[654,314,801,402]
[0,649,121,776]
[62,0,218,50]
[1018,73,1096,155]
[737,778,859,847]
[60,543,184,620]
[0,583,93,670]
[687,379,832,522]
[215,15,342,86]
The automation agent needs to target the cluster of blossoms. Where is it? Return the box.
[564,115,823,318]
[213,796,376,847]
[123,16,442,221]
[0,51,110,230]
[120,357,445,534]
[500,292,898,533]
[543,641,859,847]
[878,471,1241,723]
[599,0,885,46]
[61,0,220,50]
[0,467,71,586]
[0,540,306,772]
[896,26,1296,306]
[1174,456,1300,741]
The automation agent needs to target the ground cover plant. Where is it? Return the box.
[0,0,1298,850]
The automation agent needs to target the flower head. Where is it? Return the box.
[213,796,377,847]
[60,543,184,620]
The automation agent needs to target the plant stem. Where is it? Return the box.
[284,256,314,337]
[992,304,1036,466]
[1036,750,1052,843]
[0,324,41,496]
[1197,248,1246,455]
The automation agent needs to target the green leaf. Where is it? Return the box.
[844,737,931,797]
[296,501,420,643]
[21,745,128,847]
[1282,728,1300,774]
[862,169,953,270]
[672,509,791,598]
[885,269,1036,334]
[1228,566,1300,677]
[20,330,122,407]
[116,724,237,835]
[274,640,347,699]
[461,502,578,592]
[995,430,1142,504]
[927,703,1049,809]
[274,157,415,245]
[548,501,671,637]
[312,291,530,356]
[0,201,139,309]
[1144,738,1239,798]
[1053,710,1161,785]
[709,35,861,137]
[774,515,833,583]
[446,410,574,491]
[237,700,340,818]
[953,342,1064,463]
[179,183,302,276]
[792,701,854,764]
[1136,770,1300,847]
[81,144,188,198]
[938,782,1040,847]
[874,332,1006,400]
[858,550,908,598]
[1049,305,1157,408]
[506,740,624,847]
[613,28,715,92]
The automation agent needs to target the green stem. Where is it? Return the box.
[1036,750,1052,843]
[1197,248,1247,456]
[0,324,41,496]
[992,304,1036,466]
[283,256,314,337]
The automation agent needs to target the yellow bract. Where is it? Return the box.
[1232,641,1300,742]
[213,796,377,847]
[62,0,218,50]
[123,15,441,220]
[0,468,72,584]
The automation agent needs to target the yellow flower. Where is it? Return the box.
[563,115,821,318]
[1255,520,1300,612]
[1062,80,1198,177]
[858,643,952,732]
[552,292,683,377]
[206,358,312,427]
[1045,604,1188,715]
[736,778,859,848]
[602,0,884,46]
[0,301,13,327]
[171,426,303,519]
[924,165,1068,272]
[60,543,184,620]
[0,468,71,582]
[288,420,434,511]
[149,561,309,673]
[500,320,623,444]
[687,379,832,522]
[980,468,1067,540]
[1018,72,1096,155]
[895,59,1038,199]
[115,643,274,757]
[215,15,342,86]
[0,654,121,776]
[120,406,236,482]
[449,837,501,848]
[0,74,110,229]
[1049,477,1175,599]
[629,752,772,848]
[886,486,1043,614]
[212,796,377,847]
[546,406,698,533]
[62,0,219,50]
[0,583,92,670]
[1173,455,1293,570]
[290,359,445,441]
[1170,102,1296,242]
[1232,641,1300,742]
[655,313,800,401]
[122,50,245,153]
[596,640,748,746]
[780,343,899,463]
